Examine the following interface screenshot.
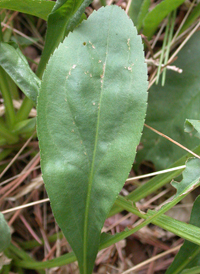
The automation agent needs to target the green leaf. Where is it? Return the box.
[185,119,200,139]
[0,42,40,104]
[0,213,11,252]
[36,0,93,78]
[13,118,36,135]
[37,5,148,274]
[11,35,39,48]
[136,0,150,32]
[180,3,200,34]
[166,196,200,274]
[136,32,200,170]
[0,0,54,21]
[129,0,144,26]
[143,0,185,38]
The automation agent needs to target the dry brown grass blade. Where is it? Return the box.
[0,152,40,203]
[122,244,181,274]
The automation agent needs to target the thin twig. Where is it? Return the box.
[126,0,132,14]
[122,244,181,274]
[1,22,44,50]
[0,134,34,179]
[126,165,186,182]
[2,198,50,214]
[145,123,200,160]
[168,20,200,64]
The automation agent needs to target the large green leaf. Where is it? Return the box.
[136,32,200,170]
[37,5,148,274]
[36,0,92,78]
[0,212,11,252]
[0,42,40,104]
[0,0,54,21]
[143,0,185,38]
[166,195,200,274]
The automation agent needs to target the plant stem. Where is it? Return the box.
[16,97,34,122]
[0,21,17,128]
[0,120,18,143]
[0,67,16,128]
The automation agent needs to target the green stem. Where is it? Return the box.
[16,97,34,122]
[0,67,16,128]
[6,244,45,274]
[0,123,18,144]
[156,13,171,85]
[0,18,16,128]
[6,73,20,100]
[162,10,176,86]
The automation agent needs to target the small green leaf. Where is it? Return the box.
[36,0,93,78]
[143,0,185,38]
[0,213,11,252]
[166,196,200,274]
[185,119,200,139]
[37,5,148,274]
[0,0,54,20]
[171,158,200,199]
[0,42,40,104]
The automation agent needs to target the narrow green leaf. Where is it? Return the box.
[136,0,150,31]
[37,5,148,274]
[180,2,200,34]
[109,196,200,247]
[36,0,92,78]
[0,213,11,252]
[181,266,200,274]
[0,42,40,104]
[0,119,18,144]
[143,0,185,38]
[0,66,16,128]
[13,118,36,135]
[137,32,200,169]
[0,0,54,20]
[166,196,200,274]
[185,119,200,139]
[129,0,144,26]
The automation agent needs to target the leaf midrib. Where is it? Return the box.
[82,11,112,274]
